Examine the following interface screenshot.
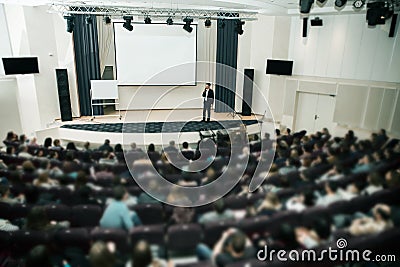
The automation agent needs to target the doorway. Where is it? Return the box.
[294,92,336,133]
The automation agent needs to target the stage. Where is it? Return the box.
[35,109,273,148]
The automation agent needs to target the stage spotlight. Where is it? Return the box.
[366,1,394,26]
[204,18,212,28]
[85,16,93,24]
[104,16,111,24]
[300,0,315,14]
[183,17,193,33]
[311,17,323,26]
[144,16,152,24]
[166,17,173,25]
[353,0,365,9]
[335,0,347,8]
[235,20,245,35]
[64,16,74,33]
[123,16,133,31]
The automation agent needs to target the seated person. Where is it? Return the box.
[100,186,141,230]
[295,218,332,249]
[198,199,234,224]
[197,228,256,267]
[127,240,169,267]
[348,204,393,236]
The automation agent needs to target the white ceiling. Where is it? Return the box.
[0,0,370,15]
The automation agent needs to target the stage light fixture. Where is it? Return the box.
[104,16,111,24]
[311,17,323,26]
[123,16,133,31]
[183,17,193,33]
[85,16,93,24]
[300,0,315,14]
[64,16,74,33]
[235,20,245,35]
[353,0,365,9]
[205,18,212,28]
[166,17,173,25]
[335,0,347,8]
[366,1,394,26]
[144,16,152,24]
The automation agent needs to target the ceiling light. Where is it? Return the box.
[144,16,151,24]
[183,17,193,33]
[104,16,111,24]
[123,16,133,31]
[335,0,347,8]
[166,17,173,25]
[353,0,365,9]
[64,16,74,33]
[235,20,245,35]
[310,17,323,26]
[85,16,92,24]
[300,0,315,14]
[204,18,212,28]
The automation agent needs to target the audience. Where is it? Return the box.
[0,128,398,267]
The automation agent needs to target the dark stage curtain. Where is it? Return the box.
[214,18,239,113]
[73,14,103,116]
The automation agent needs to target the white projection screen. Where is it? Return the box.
[114,23,197,86]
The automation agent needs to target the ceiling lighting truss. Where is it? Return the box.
[48,3,258,21]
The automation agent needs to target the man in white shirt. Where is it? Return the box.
[202,83,214,122]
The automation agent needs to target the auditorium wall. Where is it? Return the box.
[1,4,79,137]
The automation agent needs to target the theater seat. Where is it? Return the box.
[11,230,50,255]
[166,224,202,253]
[130,224,165,247]
[45,204,71,222]
[203,220,237,246]
[54,228,90,252]
[132,203,164,225]
[71,205,102,227]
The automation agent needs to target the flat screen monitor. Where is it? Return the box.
[266,59,293,76]
[2,57,39,75]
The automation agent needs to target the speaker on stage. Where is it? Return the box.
[241,68,254,116]
[55,69,72,121]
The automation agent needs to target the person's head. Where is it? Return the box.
[286,128,291,135]
[277,224,297,248]
[53,139,61,147]
[264,132,270,140]
[264,192,280,207]
[25,245,52,267]
[379,129,386,136]
[84,141,90,149]
[37,172,50,184]
[131,142,137,150]
[104,139,110,145]
[148,143,155,152]
[182,142,189,149]
[385,170,400,188]
[89,241,115,267]
[44,137,52,148]
[22,160,35,173]
[169,140,175,147]
[228,232,247,256]
[312,218,331,240]
[113,185,128,201]
[213,199,226,214]
[275,129,281,137]
[325,181,338,194]
[132,240,152,267]
[26,206,49,231]
[66,142,77,150]
[115,143,123,152]
[368,172,383,187]
[205,82,211,89]
[20,134,27,143]
[373,205,391,222]
[5,131,14,141]
[19,145,28,153]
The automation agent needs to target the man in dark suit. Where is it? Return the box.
[202,83,214,122]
